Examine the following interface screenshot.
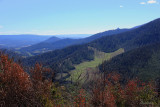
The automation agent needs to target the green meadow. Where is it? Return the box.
[67,48,124,83]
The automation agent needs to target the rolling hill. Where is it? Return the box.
[19,28,130,56]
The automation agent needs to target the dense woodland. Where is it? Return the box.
[99,43,160,82]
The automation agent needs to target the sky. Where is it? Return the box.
[0,0,160,36]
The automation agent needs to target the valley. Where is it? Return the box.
[1,18,160,84]
[22,18,160,82]
[1,18,160,106]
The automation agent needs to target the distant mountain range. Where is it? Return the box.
[0,34,51,48]
[18,28,131,56]
[50,34,92,39]
[0,34,91,49]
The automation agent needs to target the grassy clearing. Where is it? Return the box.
[67,48,124,83]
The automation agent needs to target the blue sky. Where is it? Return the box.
[0,0,160,36]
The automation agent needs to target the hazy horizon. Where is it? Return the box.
[0,0,160,36]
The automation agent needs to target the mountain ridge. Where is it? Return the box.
[19,28,131,56]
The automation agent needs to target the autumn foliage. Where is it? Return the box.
[91,72,159,107]
[74,89,87,107]
[0,53,53,106]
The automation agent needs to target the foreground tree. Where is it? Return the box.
[0,53,33,106]
[0,53,55,106]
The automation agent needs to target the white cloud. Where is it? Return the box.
[0,25,3,29]
[140,2,146,5]
[147,0,157,4]
[120,5,124,8]
[140,0,159,5]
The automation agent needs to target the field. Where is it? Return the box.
[66,48,124,84]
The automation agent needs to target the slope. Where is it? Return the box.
[88,18,160,53]
[99,43,160,82]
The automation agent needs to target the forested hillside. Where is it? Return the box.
[88,18,160,53]
[23,18,160,75]
[99,43,160,82]
[23,45,94,73]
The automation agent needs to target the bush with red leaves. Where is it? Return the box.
[0,53,54,106]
